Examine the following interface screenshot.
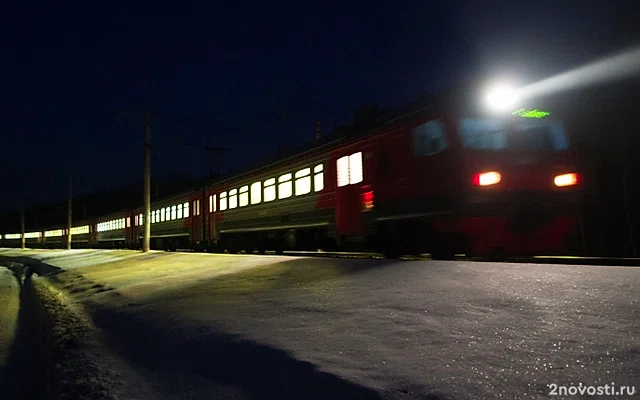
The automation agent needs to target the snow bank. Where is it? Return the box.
[30,276,121,399]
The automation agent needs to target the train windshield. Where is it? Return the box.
[458,118,569,151]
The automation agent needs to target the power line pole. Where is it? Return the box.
[21,204,25,250]
[67,176,72,250]
[143,108,151,252]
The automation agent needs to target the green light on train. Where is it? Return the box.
[512,108,550,118]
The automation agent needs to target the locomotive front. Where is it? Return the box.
[445,84,584,256]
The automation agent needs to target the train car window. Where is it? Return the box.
[220,192,228,210]
[264,178,276,202]
[295,168,311,196]
[459,119,506,150]
[251,182,262,204]
[349,152,363,184]
[183,202,190,217]
[337,156,349,187]
[239,186,249,207]
[171,206,177,220]
[151,212,155,224]
[213,194,217,212]
[459,119,568,151]
[209,195,214,213]
[178,204,183,219]
[278,173,293,199]
[512,120,568,150]
[160,208,166,222]
[197,199,201,215]
[140,214,144,225]
[126,218,130,228]
[412,120,448,156]
[229,189,238,209]
[135,215,138,226]
[314,164,324,192]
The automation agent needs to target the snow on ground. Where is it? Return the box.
[3,249,640,399]
[0,267,19,370]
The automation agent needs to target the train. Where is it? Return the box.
[1,83,584,258]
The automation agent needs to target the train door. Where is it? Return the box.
[208,194,217,246]
[191,199,201,244]
[335,151,364,236]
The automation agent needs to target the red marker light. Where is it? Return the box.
[472,171,501,186]
[361,190,374,211]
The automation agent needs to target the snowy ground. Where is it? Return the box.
[1,249,639,399]
[0,267,19,371]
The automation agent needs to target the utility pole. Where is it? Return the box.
[143,108,151,252]
[67,176,72,250]
[21,204,25,250]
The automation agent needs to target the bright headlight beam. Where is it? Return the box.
[518,47,640,100]
[485,84,518,111]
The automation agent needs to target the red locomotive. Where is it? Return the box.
[2,83,583,258]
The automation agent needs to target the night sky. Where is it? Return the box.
[0,0,630,213]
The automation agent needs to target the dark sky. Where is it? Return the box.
[0,0,630,212]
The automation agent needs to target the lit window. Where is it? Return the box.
[349,152,363,184]
[229,189,238,209]
[314,164,324,192]
[135,215,138,226]
[177,204,183,219]
[278,173,293,199]
[45,229,63,237]
[196,199,201,216]
[139,214,144,225]
[251,182,261,204]
[171,206,177,220]
[295,168,311,196]
[220,192,228,210]
[264,178,276,202]
[209,195,213,213]
[126,217,130,228]
[239,186,249,207]
[213,194,217,212]
[161,208,165,222]
[184,202,190,218]
[337,156,349,187]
